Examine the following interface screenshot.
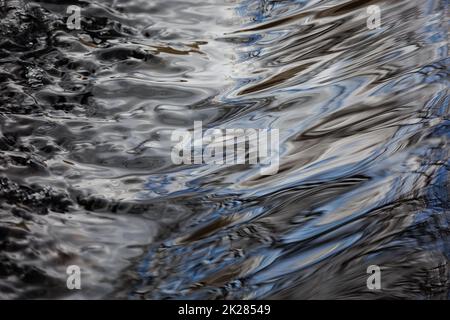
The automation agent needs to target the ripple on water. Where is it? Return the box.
[0,0,448,299]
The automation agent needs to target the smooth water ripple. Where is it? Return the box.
[0,0,448,299]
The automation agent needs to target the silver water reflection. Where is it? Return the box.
[0,0,448,299]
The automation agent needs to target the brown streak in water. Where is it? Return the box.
[238,62,315,95]
[315,0,382,18]
[177,216,234,244]
[151,45,204,55]
[79,38,98,48]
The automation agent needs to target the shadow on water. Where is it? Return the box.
[0,0,449,299]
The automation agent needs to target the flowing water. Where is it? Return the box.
[0,0,449,299]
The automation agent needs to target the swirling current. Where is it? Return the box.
[0,0,449,299]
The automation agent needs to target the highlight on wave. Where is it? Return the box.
[0,0,448,302]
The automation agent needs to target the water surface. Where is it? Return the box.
[0,0,449,299]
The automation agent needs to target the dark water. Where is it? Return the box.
[0,0,449,299]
